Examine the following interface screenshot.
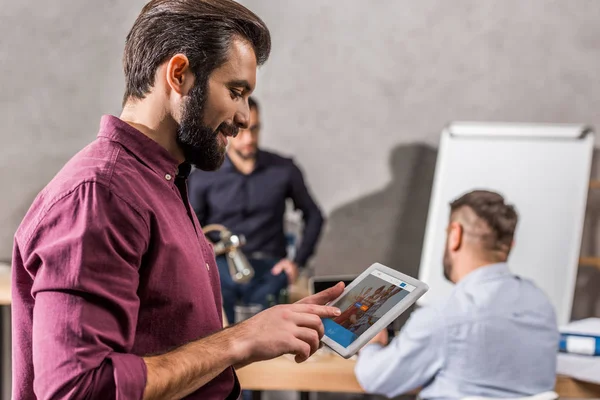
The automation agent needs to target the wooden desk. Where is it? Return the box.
[237,352,600,398]
[238,352,362,393]
[0,267,10,306]
[1,267,598,398]
[0,266,10,400]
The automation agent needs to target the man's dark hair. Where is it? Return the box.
[122,0,271,105]
[248,96,259,112]
[450,190,518,253]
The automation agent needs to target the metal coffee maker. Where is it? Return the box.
[202,224,254,284]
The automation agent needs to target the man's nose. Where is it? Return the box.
[234,100,250,130]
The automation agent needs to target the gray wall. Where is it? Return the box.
[2,0,600,284]
[241,0,600,216]
[0,1,147,261]
[1,4,599,398]
[238,0,600,318]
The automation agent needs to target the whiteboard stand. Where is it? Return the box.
[417,122,595,325]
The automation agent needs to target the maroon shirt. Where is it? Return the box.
[12,115,239,399]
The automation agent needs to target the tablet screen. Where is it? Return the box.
[323,270,415,347]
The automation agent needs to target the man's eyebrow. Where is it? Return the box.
[227,80,252,92]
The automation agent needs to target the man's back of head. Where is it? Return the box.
[355,189,558,399]
[436,190,558,398]
[444,190,518,284]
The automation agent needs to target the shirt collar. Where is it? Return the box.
[97,115,186,181]
[455,262,511,290]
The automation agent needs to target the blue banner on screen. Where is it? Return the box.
[323,271,412,347]
[323,319,357,347]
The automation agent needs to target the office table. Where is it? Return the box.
[2,267,599,400]
[237,351,600,399]
[0,266,10,400]
[0,267,9,306]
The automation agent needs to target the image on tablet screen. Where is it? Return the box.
[323,270,414,347]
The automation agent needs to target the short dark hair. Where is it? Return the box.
[450,190,518,252]
[248,96,259,112]
[122,0,271,105]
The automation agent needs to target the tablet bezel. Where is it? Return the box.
[308,274,358,295]
[320,262,429,359]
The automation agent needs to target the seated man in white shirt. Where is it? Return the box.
[355,190,559,399]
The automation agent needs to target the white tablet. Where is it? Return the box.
[321,263,429,358]
[308,274,358,295]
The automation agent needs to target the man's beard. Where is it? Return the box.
[176,82,238,171]
[234,148,257,161]
[442,247,453,283]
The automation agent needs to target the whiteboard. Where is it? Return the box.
[418,122,594,325]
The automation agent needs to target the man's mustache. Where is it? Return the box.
[217,123,240,138]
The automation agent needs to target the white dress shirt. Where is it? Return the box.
[355,263,559,399]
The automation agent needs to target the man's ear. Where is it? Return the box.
[448,221,463,251]
[165,53,195,96]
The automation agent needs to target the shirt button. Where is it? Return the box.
[206,263,210,271]
[165,174,172,181]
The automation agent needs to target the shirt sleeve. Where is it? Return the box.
[23,182,149,400]
[354,306,445,398]
[287,162,324,267]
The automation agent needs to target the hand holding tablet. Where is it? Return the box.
[320,263,429,358]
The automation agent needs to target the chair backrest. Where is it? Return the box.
[461,391,558,400]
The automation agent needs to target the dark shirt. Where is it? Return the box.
[12,115,238,399]
[188,150,324,267]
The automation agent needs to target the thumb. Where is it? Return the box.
[271,264,282,275]
[297,281,345,305]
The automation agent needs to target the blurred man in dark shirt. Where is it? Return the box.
[189,97,324,324]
